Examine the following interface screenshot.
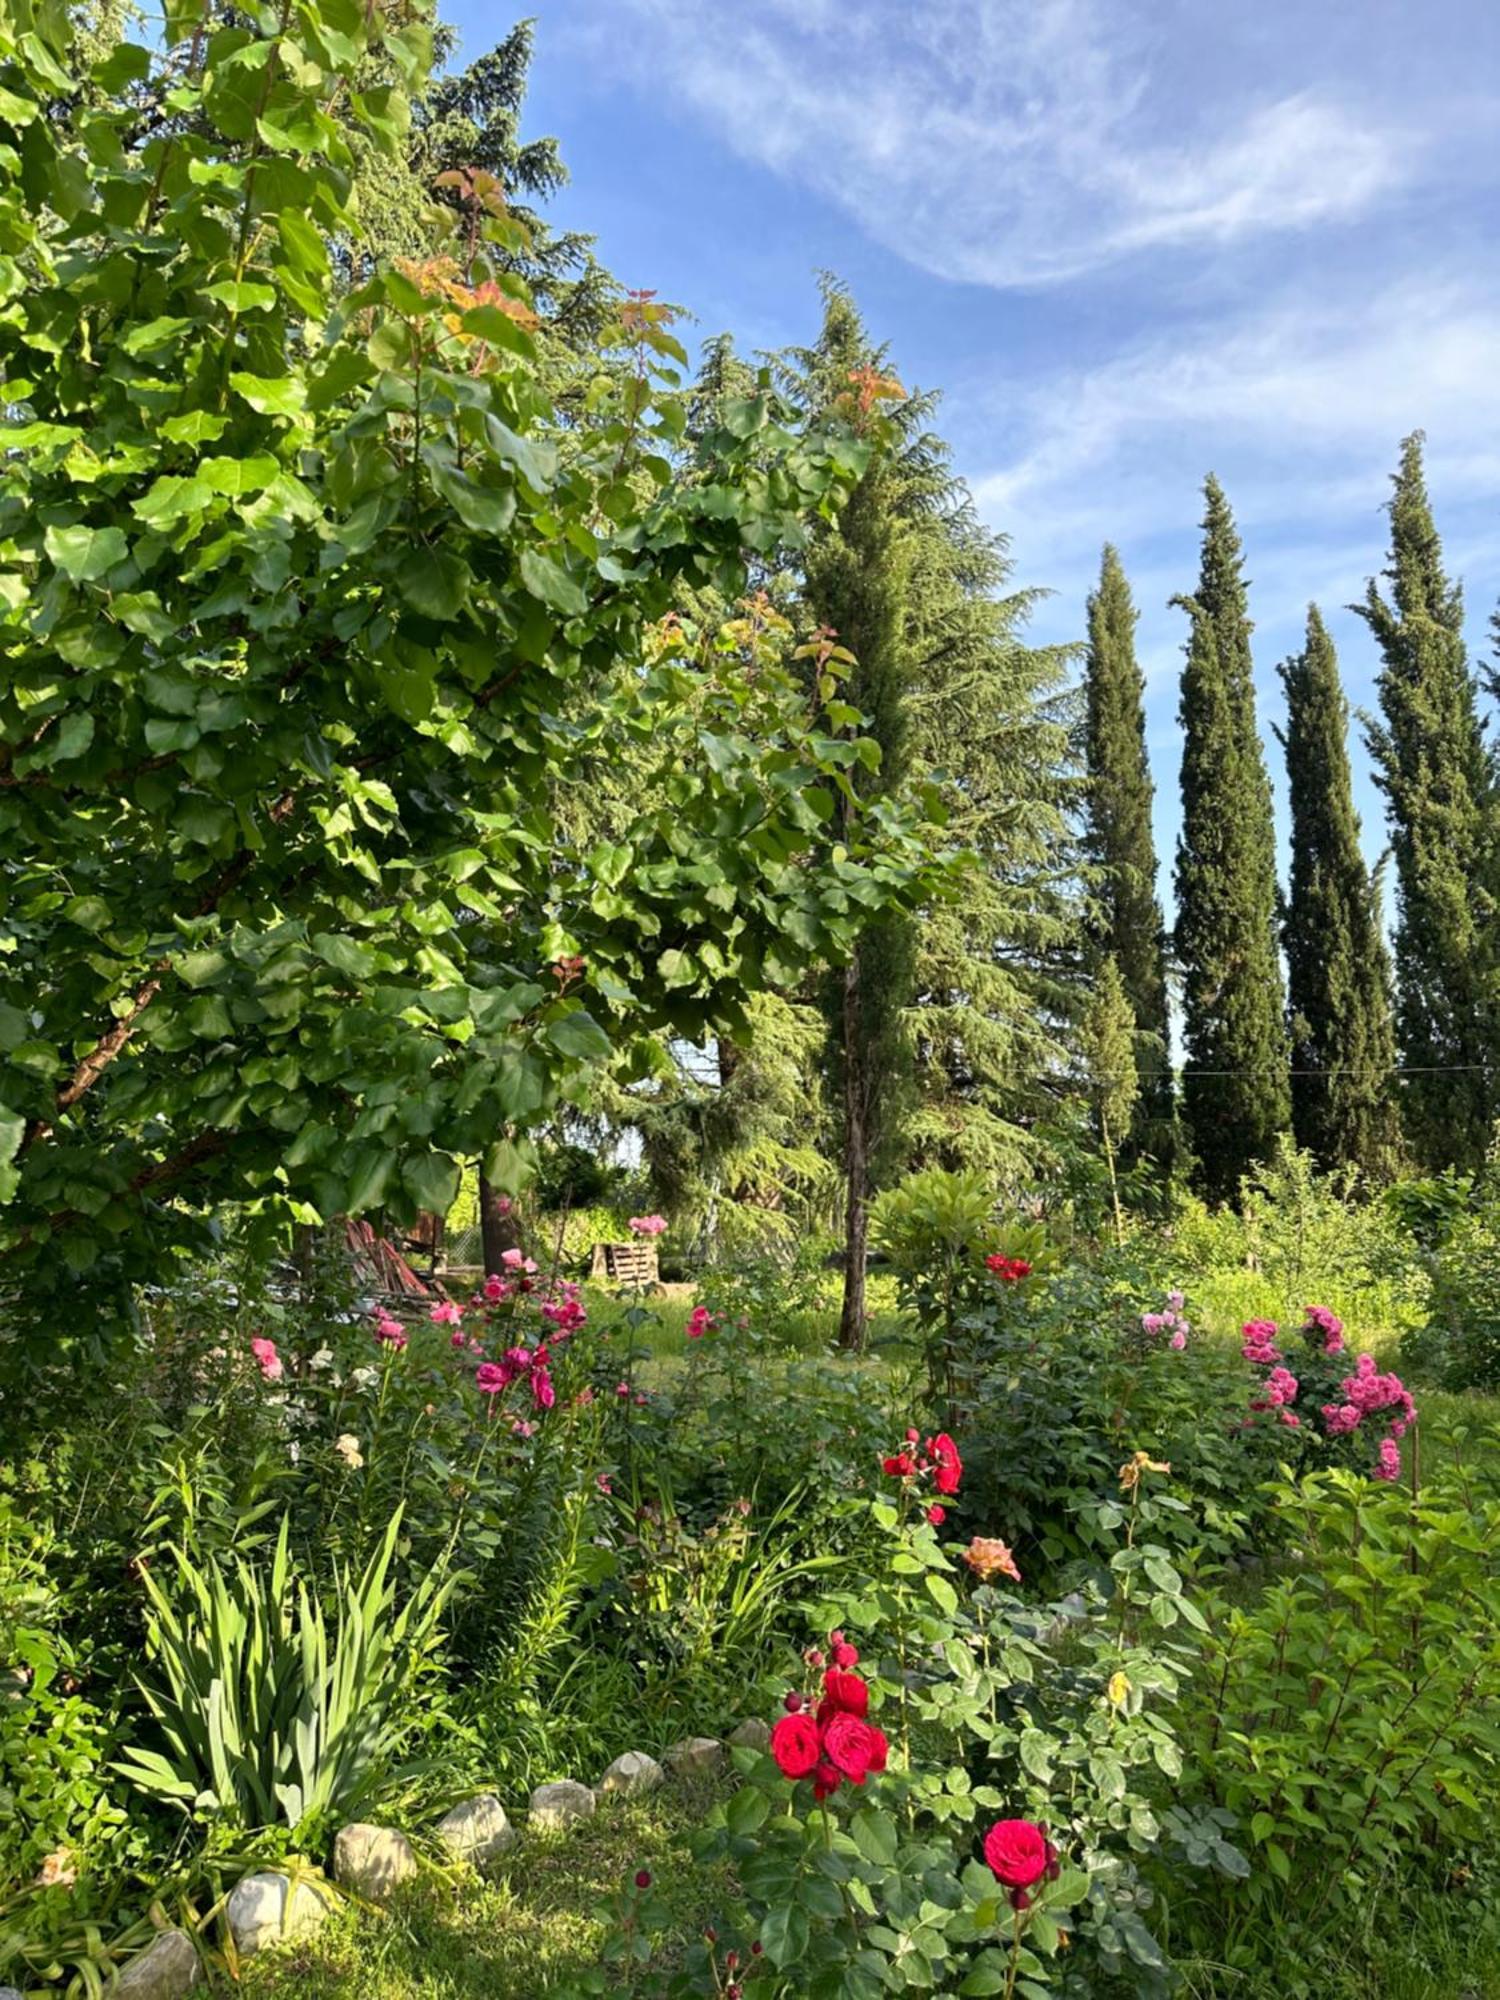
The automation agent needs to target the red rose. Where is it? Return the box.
[881,1453,916,1478]
[831,1640,859,1668]
[770,1711,821,1779]
[927,1431,963,1496]
[819,1668,870,1718]
[927,1504,945,1525]
[822,1712,888,1785]
[812,1760,842,1801]
[984,1818,1050,1888]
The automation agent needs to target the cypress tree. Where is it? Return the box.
[1083,545,1174,1158]
[1278,607,1402,1178]
[1173,478,1290,1202]
[1356,435,1496,1170]
[794,289,917,1349]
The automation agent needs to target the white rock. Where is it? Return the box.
[114,1929,201,1997]
[664,1736,724,1779]
[596,1750,663,1798]
[0,1987,24,2000]
[226,1872,333,1958]
[728,1718,771,1752]
[436,1793,515,1873]
[530,1779,597,1830]
[333,1823,417,1902]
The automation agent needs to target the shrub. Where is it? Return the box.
[1177,1467,1500,1993]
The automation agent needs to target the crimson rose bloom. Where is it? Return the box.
[822,1712,889,1784]
[769,1712,821,1779]
[927,1431,963,1496]
[881,1452,917,1477]
[984,1818,1050,1888]
[813,1759,842,1801]
[820,1668,869,1717]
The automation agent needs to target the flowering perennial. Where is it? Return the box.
[1241,1310,1416,1478]
[984,1816,1059,1911]
[985,1253,1032,1282]
[881,1425,963,1499]
[250,1336,283,1382]
[1141,1288,1191,1350]
[628,1214,667,1237]
[770,1642,890,1802]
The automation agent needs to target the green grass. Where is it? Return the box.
[232,1782,734,2000]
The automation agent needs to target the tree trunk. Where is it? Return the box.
[837,949,869,1352]
[1101,1108,1125,1252]
[478,1171,521,1274]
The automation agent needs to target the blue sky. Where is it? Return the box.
[451,0,1500,899]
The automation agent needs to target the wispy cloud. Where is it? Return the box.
[582,0,1411,285]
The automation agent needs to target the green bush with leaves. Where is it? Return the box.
[1177,1466,1500,1994]
[0,5,941,1344]
[116,1510,454,1839]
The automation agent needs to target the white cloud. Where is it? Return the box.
[585,0,1409,285]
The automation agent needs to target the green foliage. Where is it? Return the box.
[1174,478,1290,1202]
[0,10,938,1335]
[1279,607,1402,1179]
[1397,1145,1500,1390]
[1179,1468,1500,1994]
[0,1497,127,1891]
[1357,435,1497,1171]
[1084,546,1173,1159]
[116,1511,455,1838]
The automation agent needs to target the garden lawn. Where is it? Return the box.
[234,1783,733,2000]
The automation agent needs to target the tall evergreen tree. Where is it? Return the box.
[1278,607,1402,1178]
[794,297,917,1349]
[1083,546,1173,1157]
[1356,435,1496,1170]
[1173,478,1290,1202]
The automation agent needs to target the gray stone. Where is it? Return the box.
[114,1929,201,1997]
[664,1736,724,1780]
[728,1718,771,1752]
[226,1872,333,1958]
[529,1779,596,1831]
[1,1987,26,2000]
[596,1750,663,1799]
[333,1823,418,1902]
[436,1793,515,1873]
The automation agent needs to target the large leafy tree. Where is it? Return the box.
[1357,435,1496,1170]
[1082,544,1173,1160]
[1173,478,1290,1202]
[0,8,935,1339]
[1278,607,1402,1178]
[350,17,615,345]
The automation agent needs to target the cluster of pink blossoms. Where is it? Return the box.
[250,1336,283,1382]
[1304,1304,1345,1354]
[1241,1320,1282,1366]
[1241,1310,1417,1478]
[1321,1353,1416,1480]
[374,1309,409,1350]
[1142,1288,1190,1350]
[628,1214,667,1238]
[686,1304,718,1340]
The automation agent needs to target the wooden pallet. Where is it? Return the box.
[588,1240,660,1287]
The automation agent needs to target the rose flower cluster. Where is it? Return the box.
[985,1252,1032,1282]
[1241,1306,1417,1480]
[880,1426,962,1525]
[770,1632,890,1801]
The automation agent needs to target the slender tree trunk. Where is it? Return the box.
[1101,1107,1125,1252]
[838,949,869,1352]
[478,1170,521,1275]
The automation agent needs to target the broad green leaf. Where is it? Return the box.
[396,548,469,621]
[44,523,127,580]
[518,547,589,617]
[203,279,277,313]
[401,1151,460,1217]
[545,1011,611,1062]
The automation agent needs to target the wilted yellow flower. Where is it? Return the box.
[35,1848,76,1888]
[1107,1671,1131,1708]
[1118,1451,1171,1493]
